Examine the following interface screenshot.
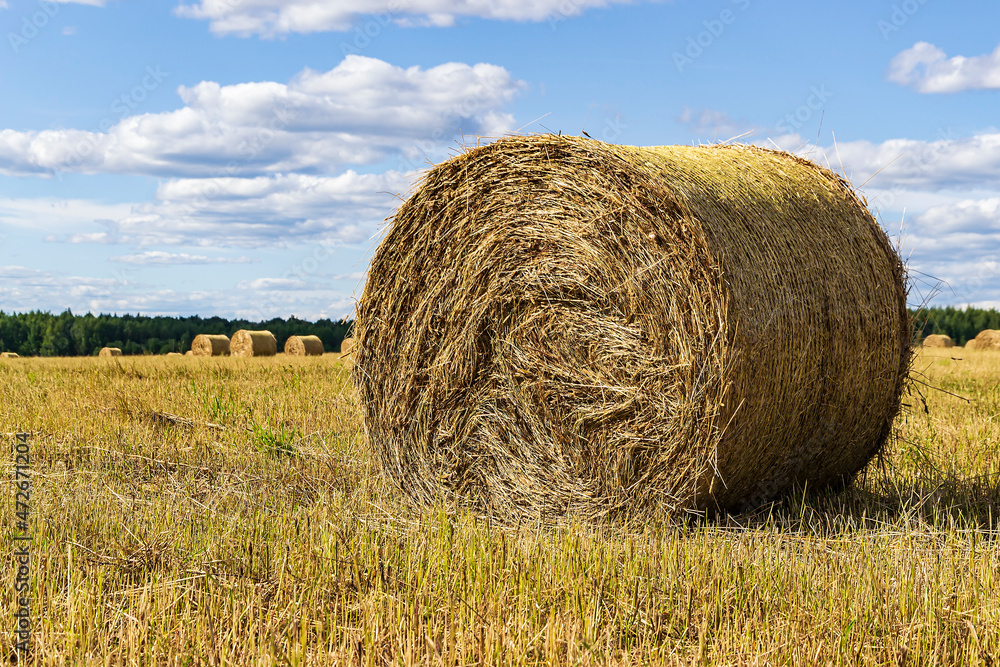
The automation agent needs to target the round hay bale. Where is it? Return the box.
[354,136,911,521]
[921,334,954,348]
[970,329,1000,350]
[339,337,355,357]
[191,334,230,357]
[185,350,194,356]
[285,335,325,356]
[99,347,122,358]
[231,330,277,358]
[0,352,19,359]
[166,352,183,357]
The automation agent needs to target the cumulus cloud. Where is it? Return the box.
[769,131,1000,193]
[174,0,642,37]
[0,55,523,178]
[0,264,355,319]
[40,170,409,248]
[887,42,1000,93]
[110,251,256,265]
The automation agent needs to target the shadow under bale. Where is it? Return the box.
[353,135,912,522]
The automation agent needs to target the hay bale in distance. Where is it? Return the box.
[0,352,19,359]
[166,352,183,357]
[922,334,954,348]
[185,350,194,356]
[191,334,230,357]
[99,347,122,357]
[231,330,277,358]
[354,135,911,521]
[969,330,1000,350]
[285,335,325,356]
[339,337,355,357]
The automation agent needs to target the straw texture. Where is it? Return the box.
[192,334,230,357]
[285,335,325,356]
[340,337,356,357]
[353,135,911,521]
[922,334,954,348]
[231,330,277,358]
[0,352,19,359]
[99,347,122,358]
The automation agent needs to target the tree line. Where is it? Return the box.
[913,306,1000,346]
[0,310,353,357]
[0,306,994,357]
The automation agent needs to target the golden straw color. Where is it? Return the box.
[191,334,231,356]
[98,347,122,358]
[284,335,325,356]
[340,337,355,357]
[231,330,277,358]
[353,135,912,522]
[966,330,1000,350]
[0,352,18,359]
[922,334,954,348]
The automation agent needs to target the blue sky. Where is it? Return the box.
[0,0,997,319]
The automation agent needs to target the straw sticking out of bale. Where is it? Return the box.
[354,135,911,521]
[99,347,122,358]
[0,352,19,359]
[968,330,1000,350]
[192,334,230,357]
[231,330,277,358]
[285,335,325,356]
[921,334,954,348]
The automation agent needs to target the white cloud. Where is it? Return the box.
[0,1,9,9]
[110,251,256,265]
[62,26,77,35]
[887,42,1000,93]
[769,131,1000,193]
[175,0,641,37]
[37,170,409,248]
[0,55,523,178]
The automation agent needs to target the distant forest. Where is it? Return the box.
[0,306,994,356]
[0,310,352,357]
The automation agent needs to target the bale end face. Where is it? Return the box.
[192,334,230,357]
[99,347,122,357]
[921,334,954,348]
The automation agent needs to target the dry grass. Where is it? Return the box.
[355,135,910,522]
[0,349,997,664]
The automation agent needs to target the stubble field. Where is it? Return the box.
[1,349,998,665]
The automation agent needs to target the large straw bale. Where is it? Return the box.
[191,334,230,357]
[353,136,911,521]
[99,347,122,357]
[185,350,194,356]
[285,335,325,356]
[0,352,19,358]
[921,334,954,348]
[969,329,1000,350]
[231,330,277,357]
